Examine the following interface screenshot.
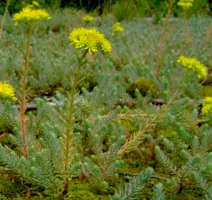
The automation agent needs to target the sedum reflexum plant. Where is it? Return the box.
[69,27,112,55]
[0,24,112,198]
[13,5,50,26]
[112,22,124,38]
[82,14,94,24]
[154,124,212,199]
[177,0,194,10]
[13,5,50,156]
[111,167,154,200]
[202,97,212,116]
[177,55,207,81]
[0,82,17,102]
[202,97,212,125]
[62,27,112,191]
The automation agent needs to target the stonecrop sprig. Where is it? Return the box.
[202,97,212,117]
[82,14,94,23]
[0,82,17,102]
[13,6,50,26]
[177,55,207,80]
[69,27,112,55]
[177,0,194,9]
[112,22,124,36]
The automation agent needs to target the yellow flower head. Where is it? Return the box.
[202,97,212,116]
[82,15,94,23]
[0,82,17,102]
[177,55,207,80]
[69,27,112,55]
[13,6,50,26]
[177,0,193,9]
[112,22,124,36]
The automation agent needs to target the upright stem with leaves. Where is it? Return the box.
[63,26,112,192]
[19,29,32,157]
[63,50,87,190]
[13,5,50,156]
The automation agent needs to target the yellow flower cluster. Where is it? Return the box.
[202,97,212,116]
[13,6,50,26]
[177,0,193,9]
[82,15,94,23]
[112,22,124,36]
[69,27,112,55]
[177,55,207,80]
[0,82,17,102]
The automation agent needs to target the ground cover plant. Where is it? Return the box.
[0,0,211,199]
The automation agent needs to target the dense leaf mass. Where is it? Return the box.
[0,2,211,199]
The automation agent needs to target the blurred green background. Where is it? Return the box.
[0,0,211,18]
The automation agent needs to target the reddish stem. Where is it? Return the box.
[20,30,31,156]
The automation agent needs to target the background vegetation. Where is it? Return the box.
[0,0,211,17]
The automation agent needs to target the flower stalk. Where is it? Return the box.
[177,0,193,48]
[183,11,190,48]
[19,29,31,156]
[154,0,175,80]
[63,51,87,192]
[13,5,50,156]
